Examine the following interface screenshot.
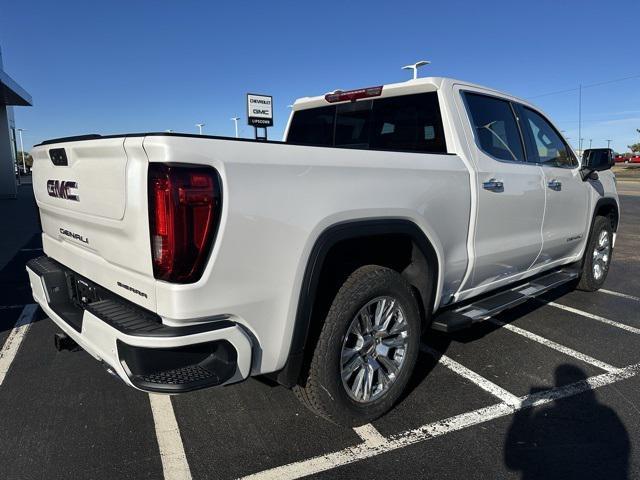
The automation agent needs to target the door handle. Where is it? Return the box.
[482,179,504,192]
[548,179,562,191]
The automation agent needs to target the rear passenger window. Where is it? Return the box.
[286,105,334,147]
[520,107,578,168]
[464,92,525,163]
[369,93,447,153]
[286,92,447,154]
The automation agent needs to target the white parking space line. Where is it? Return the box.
[421,345,521,408]
[599,289,640,303]
[353,424,388,447]
[241,362,640,480]
[490,319,619,373]
[546,301,640,335]
[149,394,193,480]
[0,304,38,387]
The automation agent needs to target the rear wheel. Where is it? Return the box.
[294,265,421,426]
[576,216,613,291]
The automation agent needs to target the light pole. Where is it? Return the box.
[231,117,240,138]
[195,123,205,135]
[589,139,592,149]
[17,128,26,174]
[606,139,612,149]
[578,84,582,155]
[401,60,431,80]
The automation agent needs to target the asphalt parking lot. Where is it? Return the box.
[1,182,639,480]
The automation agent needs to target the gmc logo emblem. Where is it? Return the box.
[47,180,79,202]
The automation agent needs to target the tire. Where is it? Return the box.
[576,216,613,291]
[294,265,421,427]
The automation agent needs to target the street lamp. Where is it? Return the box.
[17,128,26,174]
[589,139,592,149]
[195,123,205,135]
[231,117,240,138]
[401,60,431,80]
[606,139,612,149]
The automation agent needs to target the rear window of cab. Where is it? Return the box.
[286,92,447,154]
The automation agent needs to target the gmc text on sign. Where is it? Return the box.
[247,94,273,127]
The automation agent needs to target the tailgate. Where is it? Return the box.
[31,136,157,311]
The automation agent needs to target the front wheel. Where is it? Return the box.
[294,265,421,426]
[576,216,613,291]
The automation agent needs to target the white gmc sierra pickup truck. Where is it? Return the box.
[27,77,619,426]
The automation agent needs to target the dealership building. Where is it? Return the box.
[0,46,32,198]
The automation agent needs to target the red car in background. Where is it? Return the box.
[614,154,627,163]
[629,155,640,164]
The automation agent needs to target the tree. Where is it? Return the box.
[629,129,640,153]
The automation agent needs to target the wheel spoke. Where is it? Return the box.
[360,311,374,335]
[341,346,360,364]
[378,367,391,390]
[351,367,366,399]
[362,363,374,401]
[381,334,406,348]
[378,299,397,333]
[378,355,399,378]
[389,314,407,335]
[374,298,387,328]
[342,354,363,380]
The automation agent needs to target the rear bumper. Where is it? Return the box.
[26,256,252,393]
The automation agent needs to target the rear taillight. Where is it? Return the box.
[148,164,221,283]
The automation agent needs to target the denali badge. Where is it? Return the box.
[47,179,79,201]
[59,227,89,244]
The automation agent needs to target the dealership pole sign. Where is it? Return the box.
[247,93,273,140]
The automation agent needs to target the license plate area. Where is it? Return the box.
[68,273,102,306]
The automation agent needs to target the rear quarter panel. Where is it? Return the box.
[143,136,471,374]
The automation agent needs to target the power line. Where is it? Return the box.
[529,73,640,99]
[530,86,579,99]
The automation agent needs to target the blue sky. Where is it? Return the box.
[2,0,639,152]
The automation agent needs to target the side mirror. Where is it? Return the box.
[583,148,614,171]
[581,148,613,180]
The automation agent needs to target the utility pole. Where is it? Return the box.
[195,123,205,135]
[231,117,240,138]
[17,128,26,174]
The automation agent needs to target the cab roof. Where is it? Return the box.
[291,76,534,111]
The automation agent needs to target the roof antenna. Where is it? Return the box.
[402,60,431,80]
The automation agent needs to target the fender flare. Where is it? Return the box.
[588,197,619,237]
[579,197,619,268]
[274,218,439,387]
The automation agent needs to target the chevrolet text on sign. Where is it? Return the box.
[247,94,273,127]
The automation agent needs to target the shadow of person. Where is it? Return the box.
[504,364,630,480]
